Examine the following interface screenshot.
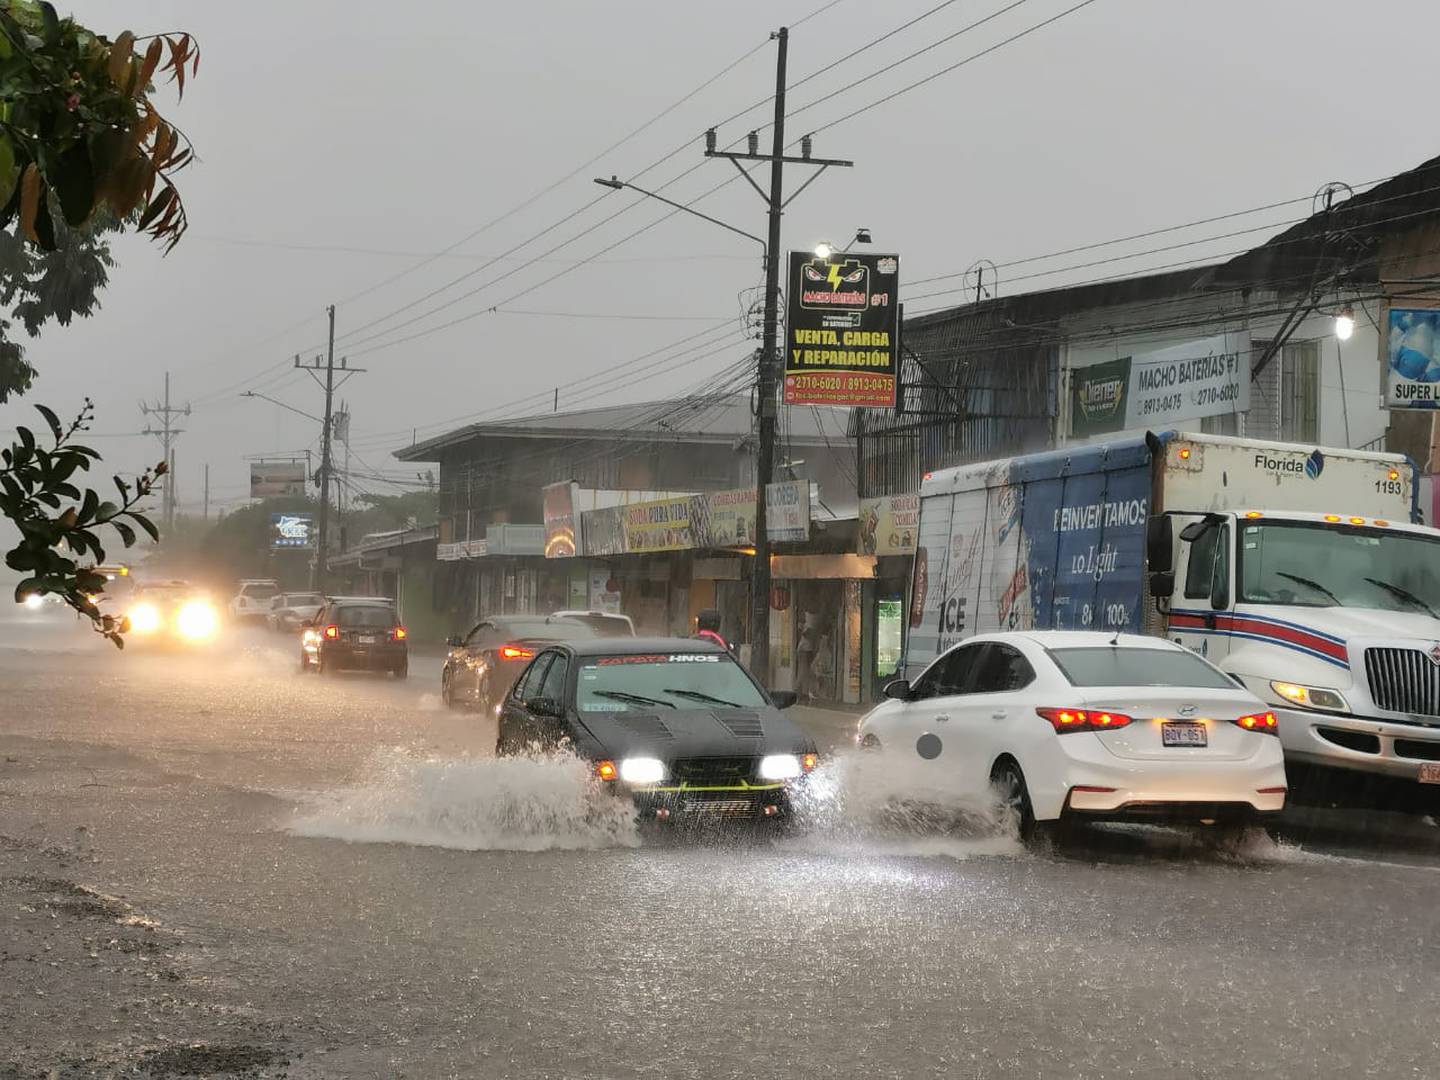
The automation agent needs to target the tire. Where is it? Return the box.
[992,759,1051,847]
[495,719,517,757]
[441,671,456,708]
[299,652,310,674]
[393,661,408,680]
[317,652,333,677]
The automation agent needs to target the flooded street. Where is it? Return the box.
[0,610,1437,1078]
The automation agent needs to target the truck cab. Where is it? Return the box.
[1154,508,1440,801]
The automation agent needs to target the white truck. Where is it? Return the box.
[908,431,1440,806]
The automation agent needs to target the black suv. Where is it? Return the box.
[301,598,408,678]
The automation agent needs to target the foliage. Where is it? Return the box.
[0,1,197,253]
[2,399,162,645]
[351,491,437,535]
[0,206,116,400]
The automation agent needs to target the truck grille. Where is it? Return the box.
[670,757,757,785]
[1364,648,1440,717]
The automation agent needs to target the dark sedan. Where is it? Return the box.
[441,614,600,714]
[300,599,408,678]
[498,637,815,822]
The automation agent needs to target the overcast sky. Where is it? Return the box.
[4,0,1437,514]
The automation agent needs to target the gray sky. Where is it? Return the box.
[4,0,1437,513]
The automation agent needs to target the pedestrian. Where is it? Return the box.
[694,608,730,651]
[796,617,821,702]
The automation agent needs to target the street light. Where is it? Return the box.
[813,241,834,260]
[592,176,766,256]
[1334,305,1355,341]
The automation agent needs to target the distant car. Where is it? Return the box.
[550,610,636,637]
[267,591,325,633]
[125,581,221,645]
[497,637,814,823]
[300,598,408,677]
[229,579,280,623]
[442,614,601,713]
[857,631,1287,842]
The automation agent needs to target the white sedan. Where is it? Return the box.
[858,631,1287,840]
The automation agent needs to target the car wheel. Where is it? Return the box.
[393,660,408,680]
[441,671,455,708]
[992,759,1050,847]
[496,719,517,756]
[317,652,333,677]
[299,652,310,674]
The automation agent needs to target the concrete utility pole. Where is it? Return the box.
[293,306,365,590]
[140,371,190,529]
[702,26,853,679]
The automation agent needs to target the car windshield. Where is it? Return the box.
[1237,521,1440,614]
[336,606,397,628]
[576,653,767,712]
[1050,647,1236,689]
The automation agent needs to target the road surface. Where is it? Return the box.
[2,607,1439,1078]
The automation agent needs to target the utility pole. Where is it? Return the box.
[140,372,190,529]
[293,306,365,589]
[702,25,853,680]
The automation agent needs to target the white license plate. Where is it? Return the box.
[1420,763,1440,785]
[1162,722,1208,747]
[358,635,377,645]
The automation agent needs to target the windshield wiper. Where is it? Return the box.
[665,688,745,708]
[1276,571,1340,604]
[1363,577,1439,618]
[591,690,675,709]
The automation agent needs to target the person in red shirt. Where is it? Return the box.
[694,608,730,651]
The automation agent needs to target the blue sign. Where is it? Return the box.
[270,513,314,549]
[1386,308,1440,409]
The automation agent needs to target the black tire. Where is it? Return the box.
[495,719,516,757]
[393,661,408,680]
[317,652,333,677]
[992,759,1050,847]
[299,652,311,674]
[441,671,456,708]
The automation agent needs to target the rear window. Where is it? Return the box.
[1050,647,1236,690]
[563,614,633,638]
[242,583,279,600]
[497,619,598,641]
[336,605,397,628]
[288,594,323,606]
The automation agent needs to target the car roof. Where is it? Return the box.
[557,636,728,657]
[325,596,396,606]
[996,630,1185,651]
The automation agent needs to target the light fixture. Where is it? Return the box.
[853,228,872,245]
[1334,305,1355,341]
[813,242,834,261]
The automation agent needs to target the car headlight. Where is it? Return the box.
[21,593,43,610]
[176,601,219,640]
[1271,680,1347,712]
[759,753,802,780]
[618,757,665,785]
[128,603,161,633]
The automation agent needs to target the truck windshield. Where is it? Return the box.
[1237,521,1440,615]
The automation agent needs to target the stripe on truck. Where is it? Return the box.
[1168,609,1349,668]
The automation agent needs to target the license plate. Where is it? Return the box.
[358,635,377,645]
[1162,722,1208,747]
[1420,763,1440,785]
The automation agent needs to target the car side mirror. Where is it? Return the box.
[883,678,912,701]
[1145,515,1173,574]
[769,689,798,710]
[445,635,463,647]
[1149,570,1175,598]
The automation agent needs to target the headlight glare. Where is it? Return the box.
[176,601,218,640]
[129,603,161,633]
[618,757,665,785]
[1271,680,1347,712]
[759,753,802,780]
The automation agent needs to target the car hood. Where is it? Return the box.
[1242,603,1440,642]
[574,706,813,759]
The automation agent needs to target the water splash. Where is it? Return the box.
[290,749,640,851]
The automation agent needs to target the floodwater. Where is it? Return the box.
[3,607,1439,1078]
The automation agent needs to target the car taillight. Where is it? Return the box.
[392,626,407,640]
[801,752,818,772]
[500,645,534,660]
[595,759,617,781]
[323,624,339,640]
[1235,712,1279,735]
[1036,707,1134,733]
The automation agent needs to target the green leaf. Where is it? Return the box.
[53,482,79,500]
[17,425,33,454]
[78,487,97,523]
[0,133,18,211]
[52,142,95,227]
[132,513,159,543]
[34,403,61,442]
[111,520,134,546]
[93,500,118,521]
[31,189,54,250]
[38,2,58,44]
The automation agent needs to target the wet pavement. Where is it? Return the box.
[2,608,1439,1078]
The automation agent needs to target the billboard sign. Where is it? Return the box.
[784,250,899,408]
[1070,357,1131,437]
[859,493,919,556]
[690,487,755,548]
[1124,333,1248,429]
[250,460,307,498]
[1385,307,1440,408]
[766,480,810,542]
[270,513,314,549]
[543,481,580,558]
[623,496,694,553]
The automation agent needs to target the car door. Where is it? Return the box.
[888,642,988,767]
[949,642,1038,787]
[501,652,554,749]
[534,650,573,748]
